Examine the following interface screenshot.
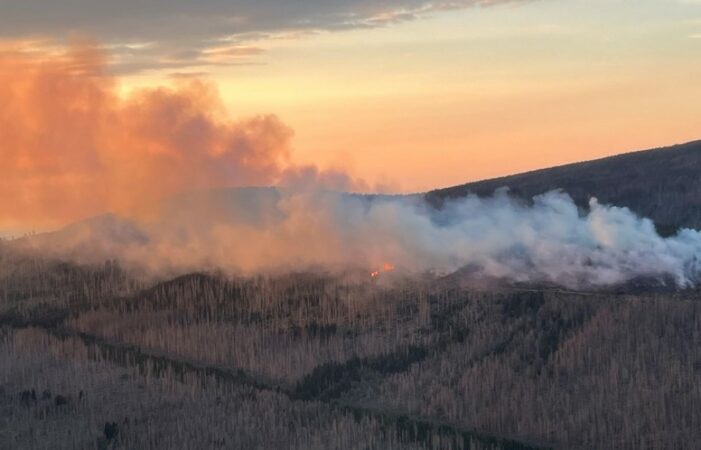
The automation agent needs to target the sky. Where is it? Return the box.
[1,0,701,231]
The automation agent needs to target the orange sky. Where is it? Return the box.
[2,0,701,231]
[121,1,701,192]
[0,42,367,231]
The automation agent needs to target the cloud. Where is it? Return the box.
[0,0,535,72]
[0,42,368,230]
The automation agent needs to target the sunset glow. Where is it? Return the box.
[2,0,701,232]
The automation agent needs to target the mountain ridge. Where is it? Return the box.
[425,139,701,232]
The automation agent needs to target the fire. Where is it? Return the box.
[371,262,395,278]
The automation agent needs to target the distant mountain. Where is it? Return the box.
[425,140,701,234]
[16,213,148,259]
[20,187,386,259]
[22,187,282,250]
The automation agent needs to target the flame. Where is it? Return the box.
[371,262,395,278]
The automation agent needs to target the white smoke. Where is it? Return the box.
[18,188,701,289]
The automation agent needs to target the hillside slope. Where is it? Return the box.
[425,140,701,233]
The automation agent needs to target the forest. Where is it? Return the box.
[2,242,700,449]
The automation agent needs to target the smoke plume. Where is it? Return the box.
[3,42,701,289]
[13,188,701,289]
[0,40,365,230]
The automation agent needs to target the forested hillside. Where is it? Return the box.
[2,246,701,449]
[426,140,701,233]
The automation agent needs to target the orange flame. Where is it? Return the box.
[371,262,395,278]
